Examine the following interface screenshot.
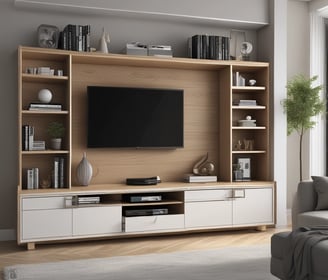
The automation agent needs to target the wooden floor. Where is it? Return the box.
[0,227,289,274]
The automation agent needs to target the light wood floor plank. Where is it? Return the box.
[0,227,290,274]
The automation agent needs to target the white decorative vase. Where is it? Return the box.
[38,88,53,103]
[76,152,93,186]
[98,27,110,53]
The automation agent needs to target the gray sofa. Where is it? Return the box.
[292,179,328,229]
[271,179,328,280]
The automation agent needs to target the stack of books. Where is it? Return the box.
[28,103,62,111]
[184,174,218,183]
[238,100,257,106]
[26,167,39,189]
[52,157,65,188]
[188,34,230,60]
[60,24,91,52]
[22,125,46,151]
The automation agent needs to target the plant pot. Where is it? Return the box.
[50,138,62,150]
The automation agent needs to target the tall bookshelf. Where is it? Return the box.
[18,48,72,191]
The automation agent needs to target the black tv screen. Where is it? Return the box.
[87,86,184,148]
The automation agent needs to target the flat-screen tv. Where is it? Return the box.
[87,86,184,148]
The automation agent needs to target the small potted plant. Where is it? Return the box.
[47,121,65,150]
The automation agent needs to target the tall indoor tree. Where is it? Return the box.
[282,75,325,181]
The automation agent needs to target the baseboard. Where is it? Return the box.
[0,229,16,241]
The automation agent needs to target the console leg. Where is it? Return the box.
[256,225,267,232]
[27,242,35,250]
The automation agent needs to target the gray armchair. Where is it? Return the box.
[292,180,328,229]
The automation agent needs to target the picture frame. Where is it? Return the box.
[237,157,251,181]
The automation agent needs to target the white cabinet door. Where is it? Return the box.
[185,189,232,228]
[232,188,273,226]
[22,209,72,240]
[185,201,232,228]
[73,205,122,236]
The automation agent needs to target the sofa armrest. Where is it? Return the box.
[292,180,317,229]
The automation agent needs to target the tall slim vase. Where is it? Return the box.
[76,152,93,186]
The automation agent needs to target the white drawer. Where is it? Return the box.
[124,214,184,233]
[22,196,71,210]
[185,189,231,202]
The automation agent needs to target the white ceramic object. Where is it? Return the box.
[76,152,93,186]
[249,79,256,86]
[38,88,53,103]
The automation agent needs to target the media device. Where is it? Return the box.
[87,86,184,148]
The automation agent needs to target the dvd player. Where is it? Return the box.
[126,176,159,185]
[124,208,168,217]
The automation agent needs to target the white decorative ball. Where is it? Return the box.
[38,88,52,103]
[246,115,252,120]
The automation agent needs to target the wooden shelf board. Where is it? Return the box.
[232,106,266,109]
[22,110,69,115]
[22,73,68,83]
[232,150,266,154]
[232,86,266,91]
[21,150,69,155]
[232,126,266,130]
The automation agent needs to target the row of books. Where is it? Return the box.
[60,24,91,52]
[22,125,45,151]
[28,103,62,111]
[25,157,65,189]
[53,157,66,189]
[188,35,230,60]
[26,167,39,189]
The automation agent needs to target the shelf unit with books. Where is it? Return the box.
[17,46,272,249]
[18,47,72,191]
[219,66,270,182]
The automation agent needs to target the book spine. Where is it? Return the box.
[27,169,34,190]
[33,167,39,189]
[22,125,29,151]
[59,157,65,188]
[53,157,59,188]
[28,126,34,151]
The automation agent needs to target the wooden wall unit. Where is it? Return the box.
[17,46,272,248]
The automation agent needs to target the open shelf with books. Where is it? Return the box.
[18,47,71,191]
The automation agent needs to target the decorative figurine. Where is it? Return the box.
[99,27,110,53]
[193,153,215,176]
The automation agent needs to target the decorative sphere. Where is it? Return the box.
[38,88,52,103]
[246,115,252,120]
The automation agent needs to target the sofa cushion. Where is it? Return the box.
[312,176,328,210]
[298,211,328,227]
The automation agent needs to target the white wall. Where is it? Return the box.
[286,0,311,209]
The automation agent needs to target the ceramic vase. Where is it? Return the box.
[98,27,110,53]
[76,152,93,186]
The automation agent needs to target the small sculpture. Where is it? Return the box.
[193,153,215,176]
[99,27,110,53]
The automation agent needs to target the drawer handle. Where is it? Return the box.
[233,189,245,198]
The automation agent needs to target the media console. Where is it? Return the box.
[19,181,275,250]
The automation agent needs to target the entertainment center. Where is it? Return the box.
[18,46,274,249]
